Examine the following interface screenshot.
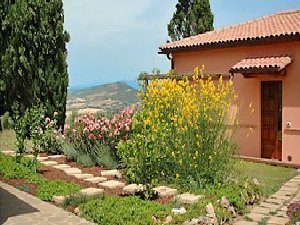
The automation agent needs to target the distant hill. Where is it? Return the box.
[67,81,139,115]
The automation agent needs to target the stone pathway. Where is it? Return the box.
[235,173,300,225]
[0,181,95,225]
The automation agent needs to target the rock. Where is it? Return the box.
[228,206,236,217]
[220,196,230,208]
[41,161,58,166]
[84,177,107,184]
[252,178,260,185]
[176,193,202,204]
[52,195,66,205]
[74,173,94,179]
[99,180,125,190]
[206,203,215,217]
[80,188,104,197]
[172,207,187,214]
[152,216,159,224]
[206,203,217,224]
[123,184,144,194]
[115,171,122,179]
[74,207,80,215]
[164,216,173,224]
[153,186,177,197]
[63,168,82,175]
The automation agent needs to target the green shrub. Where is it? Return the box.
[0,154,41,181]
[77,153,95,167]
[94,144,118,169]
[80,196,171,225]
[62,142,78,161]
[36,180,80,201]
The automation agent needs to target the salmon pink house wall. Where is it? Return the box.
[171,42,300,163]
[159,10,300,164]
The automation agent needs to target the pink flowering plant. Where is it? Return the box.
[63,107,134,167]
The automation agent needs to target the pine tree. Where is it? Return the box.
[168,0,214,41]
[0,0,69,126]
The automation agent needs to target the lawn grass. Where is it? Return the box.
[236,160,298,197]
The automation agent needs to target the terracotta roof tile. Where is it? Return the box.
[230,56,292,73]
[160,10,300,51]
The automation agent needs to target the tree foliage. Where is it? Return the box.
[168,0,214,41]
[0,0,69,126]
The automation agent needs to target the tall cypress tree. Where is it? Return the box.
[0,0,69,126]
[168,0,214,41]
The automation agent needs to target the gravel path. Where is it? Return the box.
[0,181,96,225]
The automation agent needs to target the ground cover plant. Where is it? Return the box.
[79,195,172,225]
[0,153,81,201]
[118,69,238,190]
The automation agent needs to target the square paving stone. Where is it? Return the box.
[268,216,289,224]
[273,211,288,218]
[80,188,104,197]
[265,198,283,205]
[245,213,267,222]
[74,173,94,179]
[251,206,271,214]
[84,177,107,183]
[41,161,59,166]
[260,202,280,210]
[99,180,125,189]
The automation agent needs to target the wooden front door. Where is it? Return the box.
[261,81,282,160]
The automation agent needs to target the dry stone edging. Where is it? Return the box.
[99,180,126,190]
[41,161,59,166]
[74,173,94,179]
[153,186,177,197]
[63,168,82,175]
[84,177,107,184]
[80,188,104,197]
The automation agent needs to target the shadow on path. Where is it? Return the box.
[0,187,38,224]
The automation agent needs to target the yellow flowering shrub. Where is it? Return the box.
[118,68,238,189]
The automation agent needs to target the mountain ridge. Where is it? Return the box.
[67,81,139,115]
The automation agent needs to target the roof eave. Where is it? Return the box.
[159,34,300,54]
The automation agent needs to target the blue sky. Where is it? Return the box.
[63,0,300,88]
